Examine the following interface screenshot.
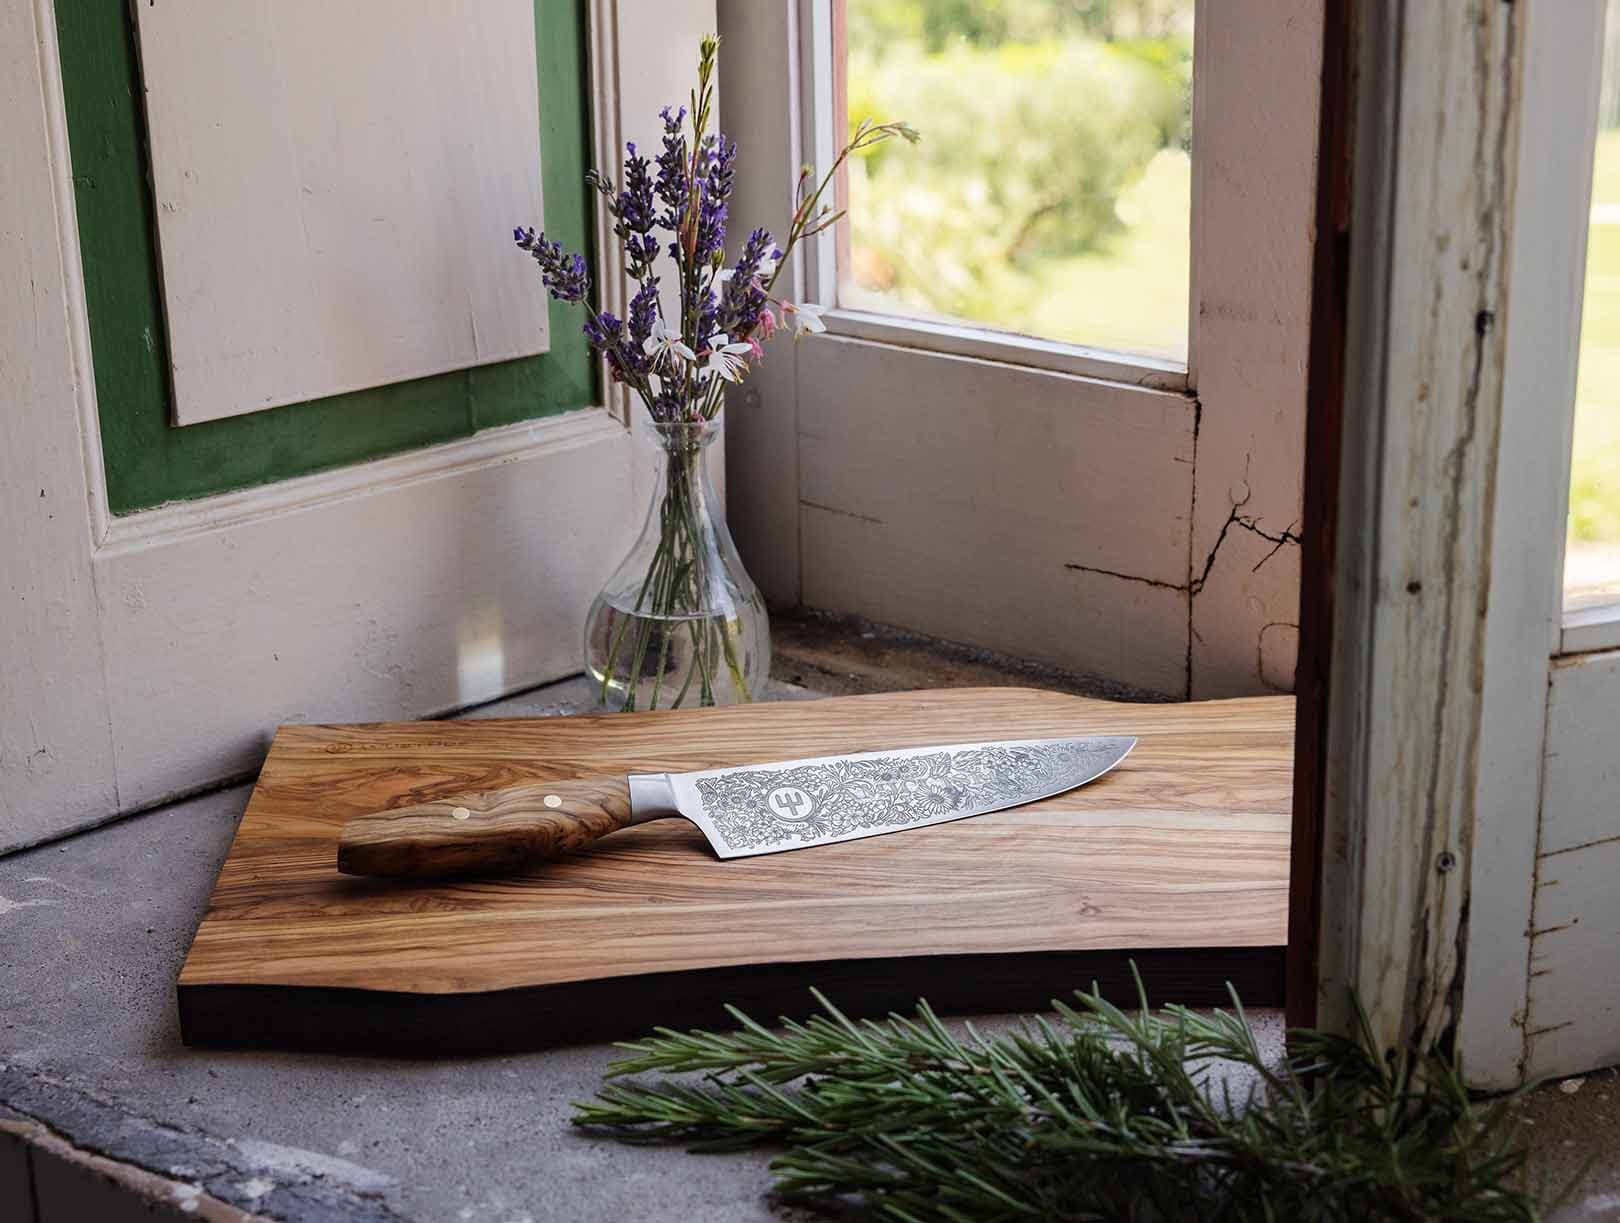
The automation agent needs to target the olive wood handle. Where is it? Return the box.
[337,776,636,878]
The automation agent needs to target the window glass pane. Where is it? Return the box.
[840,0,1194,362]
[1567,18,1620,601]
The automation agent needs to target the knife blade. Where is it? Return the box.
[336,735,1136,879]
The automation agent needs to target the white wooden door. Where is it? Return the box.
[0,0,713,852]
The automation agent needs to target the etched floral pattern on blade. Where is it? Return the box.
[693,741,1123,852]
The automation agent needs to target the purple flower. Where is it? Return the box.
[649,385,684,423]
[582,310,622,351]
[511,42,903,428]
[692,134,735,266]
[514,226,589,303]
[583,310,639,383]
[616,143,659,277]
[718,227,776,337]
[654,106,689,233]
[626,278,661,369]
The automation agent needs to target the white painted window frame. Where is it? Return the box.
[721,0,1321,701]
[792,0,1195,393]
[1562,592,1620,654]
[1550,3,1620,659]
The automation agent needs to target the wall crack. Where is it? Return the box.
[799,499,885,527]
[1062,562,1186,593]
[1189,476,1304,598]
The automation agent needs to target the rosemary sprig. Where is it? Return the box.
[574,974,1569,1221]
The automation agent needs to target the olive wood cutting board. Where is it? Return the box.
[177,687,1292,1054]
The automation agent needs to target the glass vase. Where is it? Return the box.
[584,420,770,711]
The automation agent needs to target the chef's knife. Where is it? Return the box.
[336,735,1136,879]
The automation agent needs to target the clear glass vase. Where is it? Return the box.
[584,420,770,711]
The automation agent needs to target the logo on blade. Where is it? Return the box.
[766,786,816,822]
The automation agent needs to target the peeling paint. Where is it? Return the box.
[1408,0,1519,1055]
[1316,0,1527,1067]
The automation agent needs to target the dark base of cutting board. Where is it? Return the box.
[178,688,1292,1054]
[180,946,1285,1056]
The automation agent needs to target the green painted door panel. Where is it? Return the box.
[57,1,597,515]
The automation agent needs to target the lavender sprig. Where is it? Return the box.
[587,144,660,281]
[513,34,914,424]
[693,134,736,268]
[513,227,588,302]
[509,34,915,716]
[627,278,661,350]
[717,228,778,339]
[582,310,631,383]
[654,106,690,238]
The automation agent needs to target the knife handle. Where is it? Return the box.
[336,776,634,879]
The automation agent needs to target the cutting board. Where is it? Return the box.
[178,688,1292,1054]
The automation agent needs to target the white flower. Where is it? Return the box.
[698,334,753,384]
[642,317,695,369]
[715,249,780,290]
[647,373,663,397]
[784,301,827,338]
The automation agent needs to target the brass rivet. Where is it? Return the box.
[543,794,563,809]
[451,806,471,821]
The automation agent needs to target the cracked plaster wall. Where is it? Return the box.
[1185,4,1322,699]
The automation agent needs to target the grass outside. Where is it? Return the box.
[842,4,1193,363]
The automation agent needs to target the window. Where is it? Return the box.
[837,0,1194,364]
[721,0,1319,701]
[1566,12,1620,601]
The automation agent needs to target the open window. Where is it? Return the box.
[721,0,1323,700]
[827,0,1193,382]
[1564,17,1620,650]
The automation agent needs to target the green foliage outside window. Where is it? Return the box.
[845,0,1193,356]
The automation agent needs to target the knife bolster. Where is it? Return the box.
[337,776,636,878]
[627,773,681,824]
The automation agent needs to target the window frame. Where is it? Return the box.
[1563,593,1620,653]
[793,0,1197,394]
[1545,3,1620,658]
[1305,0,1620,1087]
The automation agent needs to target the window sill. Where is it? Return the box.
[825,308,1191,393]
